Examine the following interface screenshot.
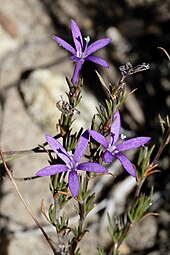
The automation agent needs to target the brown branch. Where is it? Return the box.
[158,47,170,61]
[0,149,58,255]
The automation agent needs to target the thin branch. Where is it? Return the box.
[0,149,58,255]
[158,47,170,61]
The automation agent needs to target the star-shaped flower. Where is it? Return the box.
[52,19,111,85]
[88,111,151,177]
[36,130,107,197]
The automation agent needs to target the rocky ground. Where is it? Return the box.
[0,0,170,255]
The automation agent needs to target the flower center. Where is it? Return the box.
[80,36,90,59]
[108,133,126,155]
[108,144,118,154]
[68,153,78,171]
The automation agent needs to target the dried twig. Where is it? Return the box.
[158,47,170,61]
[0,149,58,255]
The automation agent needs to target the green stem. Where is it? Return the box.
[116,222,132,251]
[115,177,145,253]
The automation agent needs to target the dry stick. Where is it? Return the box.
[0,149,58,255]
[158,47,170,61]
[152,126,170,166]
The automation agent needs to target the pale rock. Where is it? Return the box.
[0,26,18,58]
[19,69,98,134]
[106,26,131,62]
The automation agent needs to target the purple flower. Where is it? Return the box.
[36,130,107,197]
[88,111,150,177]
[52,19,111,85]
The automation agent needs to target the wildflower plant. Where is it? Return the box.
[1,20,170,255]
[88,110,150,177]
[36,131,107,197]
[53,19,111,84]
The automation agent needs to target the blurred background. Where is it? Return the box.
[0,0,170,254]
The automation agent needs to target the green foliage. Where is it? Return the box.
[96,99,115,133]
[107,213,125,244]
[50,173,70,209]
[56,213,69,233]
[84,192,96,217]
[128,188,153,225]
[77,175,96,216]
[75,248,81,255]
[64,128,83,152]
[159,114,170,138]
[66,76,83,108]
[97,247,107,255]
[49,204,56,224]
[49,203,69,233]
[136,145,155,178]
[71,225,81,239]
[0,150,34,164]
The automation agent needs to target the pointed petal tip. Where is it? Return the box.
[52,36,76,55]
[117,136,151,152]
[105,38,112,43]
[45,133,54,145]
[116,153,136,177]
[52,35,59,41]
[35,165,68,177]
[128,166,136,177]
[86,55,109,68]
[131,171,136,178]
[113,110,120,119]
[88,129,108,148]
[45,133,51,139]
[45,133,52,143]
[35,169,48,177]
[136,136,151,145]
[71,19,77,25]
[145,137,151,142]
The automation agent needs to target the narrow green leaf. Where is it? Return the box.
[0,150,34,164]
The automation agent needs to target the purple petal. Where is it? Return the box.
[35,164,68,176]
[70,55,80,62]
[88,129,108,148]
[71,19,83,54]
[71,59,84,85]
[117,137,151,152]
[86,38,111,56]
[46,134,71,166]
[115,153,136,177]
[68,170,79,197]
[46,134,64,152]
[110,110,121,144]
[52,36,76,55]
[102,150,114,164]
[74,130,89,163]
[78,162,107,173]
[86,55,109,68]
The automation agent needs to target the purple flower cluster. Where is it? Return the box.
[36,111,150,197]
[36,20,151,197]
[88,111,150,177]
[52,19,111,85]
[36,131,107,197]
